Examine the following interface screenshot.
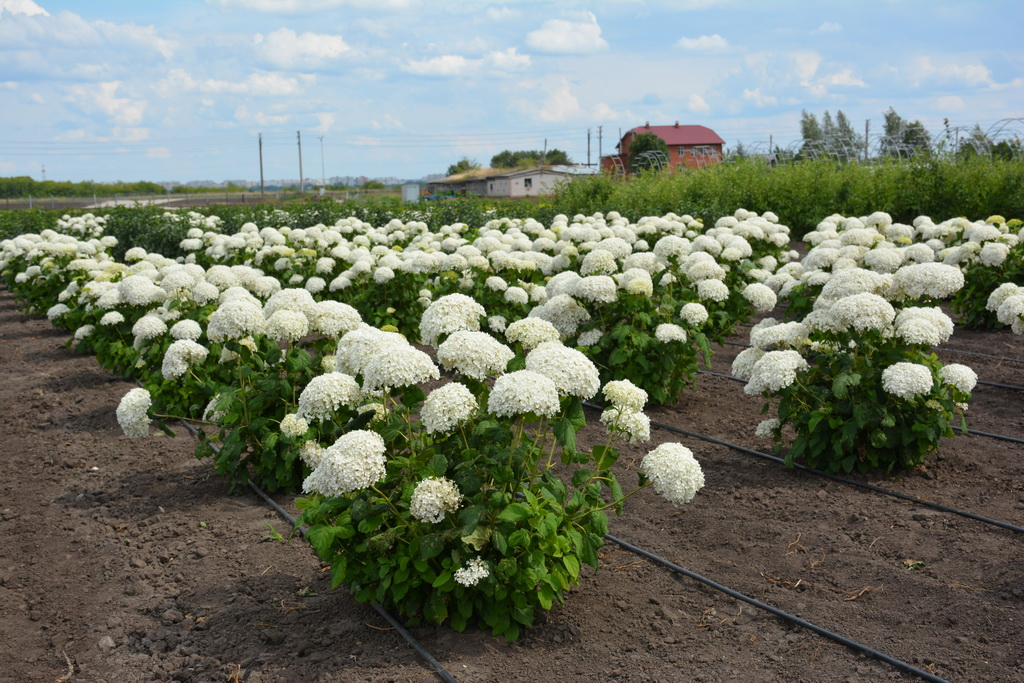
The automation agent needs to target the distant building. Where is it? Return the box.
[602,122,725,173]
[423,165,597,198]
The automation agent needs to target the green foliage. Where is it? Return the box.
[0,176,166,199]
[551,156,1024,233]
[446,157,481,177]
[950,219,1024,328]
[491,149,572,169]
[296,385,648,641]
[627,132,670,172]
[757,327,971,474]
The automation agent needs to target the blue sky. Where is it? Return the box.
[1,0,1021,184]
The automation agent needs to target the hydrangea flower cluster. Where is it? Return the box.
[409,477,463,523]
[116,388,152,439]
[641,443,705,505]
[303,430,386,496]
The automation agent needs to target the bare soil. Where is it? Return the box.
[1,285,1022,683]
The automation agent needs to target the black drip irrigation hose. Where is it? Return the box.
[937,346,1024,365]
[176,419,459,683]
[695,370,1024,442]
[582,402,1024,536]
[604,534,951,683]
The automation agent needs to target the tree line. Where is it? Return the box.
[0,176,168,200]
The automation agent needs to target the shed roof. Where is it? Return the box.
[622,124,725,147]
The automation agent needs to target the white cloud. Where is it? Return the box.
[234,106,289,126]
[538,79,582,122]
[253,27,351,69]
[158,69,311,97]
[677,34,728,51]
[30,92,44,104]
[0,0,48,16]
[827,68,866,87]
[113,127,150,143]
[211,0,416,12]
[814,22,842,34]
[743,88,777,107]
[486,7,519,22]
[687,94,710,113]
[403,48,529,77]
[906,56,992,87]
[66,81,146,126]
[313,113,335,133]
[370,113,404,130]
[0,10,176,60]
[1,81,17,89]
[146,147,171,159]
[791,51,822,82]
[404,54,473,77]
[485,47,531,71]
[526,12,608,54]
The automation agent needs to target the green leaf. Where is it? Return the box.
[570,468,593,488]
[428,453,448,478]
[420,533,445,560]
[562,555,581,580]
[330,557,348,589]
[497,502,534,523]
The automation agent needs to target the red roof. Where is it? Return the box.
[622,124,724,147]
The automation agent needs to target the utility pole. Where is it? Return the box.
[542,138,547,166]
[297,130,304,194]
[598,126,603,163]
[318,135,326,187]
[865,119,870,162]
[587,129,591,167]
[258,133,265,199]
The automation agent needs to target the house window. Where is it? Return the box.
[524,178,533,189]
[679,146,688,157]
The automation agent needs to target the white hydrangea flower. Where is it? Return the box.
[487,370,560,418]
[504,286,530,305]
[303,430,387,496]
[679,302,709,326]
[334,326,408,377]
[574,275,618,303]
[362,344,440,392]
[828,292,896,332]
[454,557,490,587]
[420,382,478,434]
[731,347,765,380]
[280,413,309,438]
[100,311,125,326]
[437,331,514,381]
[654,323,687,343]
[742,283,777,312]
[576,328,603,346]
[750,321,809,350]
[419,293,486,348]
[891,263,965,301]
[641,442,704,506]
[600,406,651,443]
[409,477,462,523]
[743,350,808,395]
[265,309,309,342]
[525,341,600,400]
[603,379,647,412]
[755,418,779,438]
[169,319,203,340]
[116,388,152,439]
[487,315,507,333]
[132,314,168,343]
[939,363,977,393]
[528,293,591,338]
[894,307,954,346]
[46,303,69,321]
[881,362,933,399]
[580,249,618,276]
[505,317,561,350]
[161,339,209,380]
[296,372,362,421]
[207,298,266,342]
[696,278,729,302]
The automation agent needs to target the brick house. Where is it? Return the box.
[602,122,725,173]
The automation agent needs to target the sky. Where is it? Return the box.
[1,0,1022,185]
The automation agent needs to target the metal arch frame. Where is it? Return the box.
[632,149,669,173]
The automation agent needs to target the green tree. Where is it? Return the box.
[446,157,481,177]
[491,149,572,168]
[881,108,931,158]
[361,180,386,189]
[627,132,670,172]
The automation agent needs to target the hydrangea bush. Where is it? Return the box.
[738,264,975,473]
[296,301,704,641]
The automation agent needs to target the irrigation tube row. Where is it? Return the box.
[595,402,1024,536]
[180,418,954,682]
[695,369,1024,445]
[176,419,461,683]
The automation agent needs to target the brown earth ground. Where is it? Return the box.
[1,284,1022,683]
